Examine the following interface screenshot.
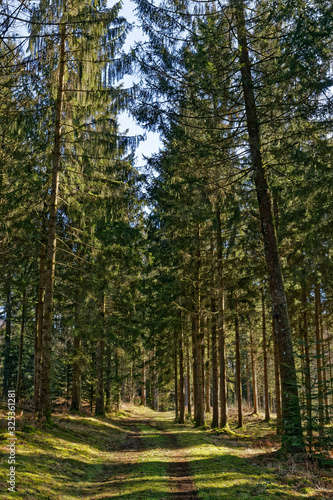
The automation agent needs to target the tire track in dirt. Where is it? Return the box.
[147,420,199,499]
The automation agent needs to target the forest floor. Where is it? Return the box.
[0,403,332,499]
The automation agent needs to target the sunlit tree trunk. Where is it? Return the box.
[211,294,219,428]
[39,24,66,422]
[186,332,191,416]
[320,313,330,423]
[250,329,258,414]
[315,283,324,436]
[234,0,304,452]
[272,319,282,434]
[235,299,242,428]
[192,234,205,426]
[262,289,270,421]
[216,205,227,428]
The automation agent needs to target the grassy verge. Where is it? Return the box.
[0,410,130,499]
[163,410,333,499]
[0,405,173,499]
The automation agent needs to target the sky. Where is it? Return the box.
[116,0,162,170]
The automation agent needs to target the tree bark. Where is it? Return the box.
[35,229,46,414]
[205,321,210,413]
[235,299,242,428]
[95,296,105,415]
[39,23,66,422]
[179,323,185,423]
[211,295,219,428]
[314,283,324,436]
[250,329,258,414]
[262,289,270,422]
[216,205,228,428]
[302,281,312,448]
[152,346,158,410]
[141,348,146,406]
[105,340,111,412]
[192,236,205,426]
[16,289,27,402]
[272,319,282,434]
[320,309,330,423]
[3,283,12,396]
[174,340,178,421]
[234,0,304,452]
[186,332,191,416]
[71,280,81,412]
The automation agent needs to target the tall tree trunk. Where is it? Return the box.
[216,205,228,428]
[235,300,242,428]
[192,237,205,426]
[16,289,27,402]
[71,280,81,413]
[95,296,105,416]
[302,282,312,449]
[105,340,111,412]
[115,348,121,410]
[246,354,251,408]
[272,319,282,434]
[205,320,210,413]
[141,348,146,406]
[71,333,81,412]
[320,312,330,423]
[152,346,158,410]
[250,329,258,414]
[39,24,66,422]
[174,340,178,421]
[35,229,46,413]
[314,283,324,437]
[211,295,219,428]
[234,0,304,452]
[179,324,185,423]
[262,289,270,422]
[3,283,12,396]
[186,332,191,416]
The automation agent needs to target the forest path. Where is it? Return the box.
[95,405,199,499]
[1,405,332,500]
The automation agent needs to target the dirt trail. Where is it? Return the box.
[151,423,199,499]
[116,412,199,499]
[133,416,199,499]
